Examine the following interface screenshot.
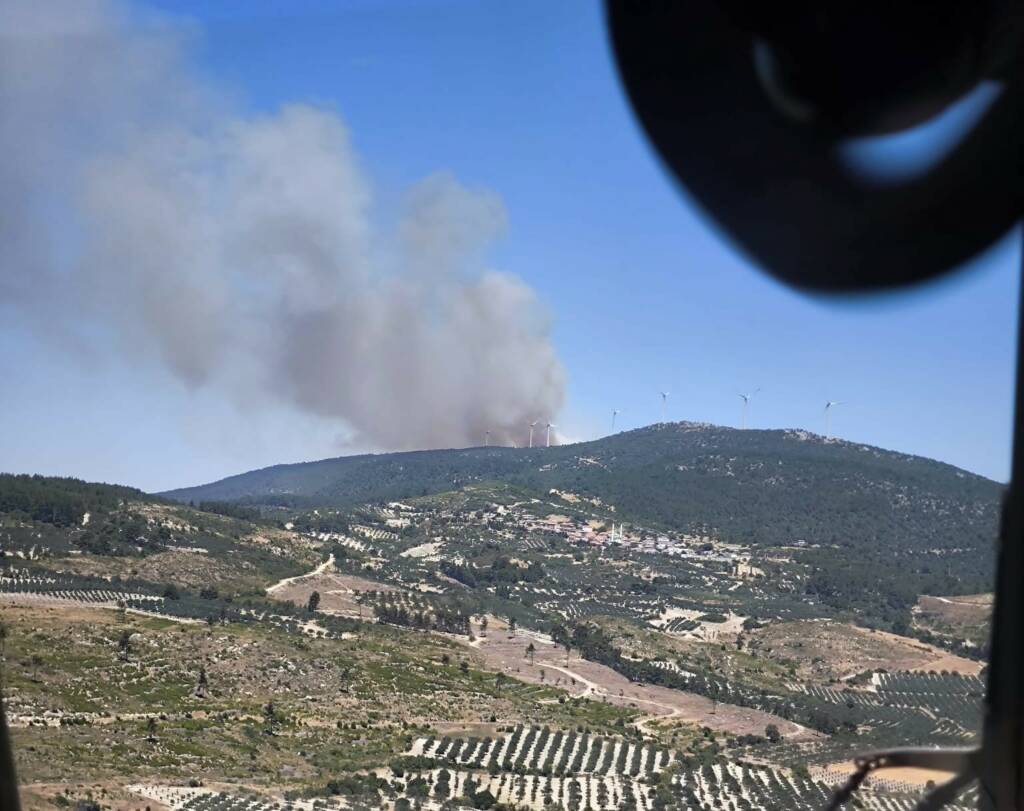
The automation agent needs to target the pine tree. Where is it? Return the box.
[263,701,278,734]
[118,630,131,662]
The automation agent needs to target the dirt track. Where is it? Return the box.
[266,556,396,617]
[469,625,818,741]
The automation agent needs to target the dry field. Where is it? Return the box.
[750,619,982,681]
[915,593,992,648]
[19,783,156,811]
[45,550,262,592]
[468,626,817,740]
[266,562,398,617]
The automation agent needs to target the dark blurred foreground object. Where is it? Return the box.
[607,2,1023,810]
[607,0,1023,292]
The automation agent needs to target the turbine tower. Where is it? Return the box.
[485,430,491,447]
[611,409,620,433]
[528,421,537,448]
[660,391,670,423]
[545,422,555,448]
[824,401,843,439]
[738,388,760,429]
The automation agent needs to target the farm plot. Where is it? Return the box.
[353,524,399,543]
[873,671,983,735]
[791,671,982,743]
[0,587,161,607]
[662,617,700,634]
[657,610,748,641]
[409,725,675,778]
[385,751,972,811]
[266,561,398,618]
[129,785,335,811]
[132,739,670,811]
[756,684,983,773]
[315,530,369,554]
[473,631,813,739]
[0,571,165,610]
[874,671,984,695]
[749,620,982,681]
[413,768,654,811]
[648,660,695,679]
[670,760,975,811]
[510,584,665,624]
[914,593,991,647]
[365,591,472,635]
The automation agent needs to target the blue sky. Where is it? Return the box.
[1,0,1020,490]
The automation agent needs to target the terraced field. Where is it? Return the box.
[121,757,982,811]
[670,761,976,811]
[788,671,983,747]
[409,726,675,778]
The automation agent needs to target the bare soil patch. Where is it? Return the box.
[750,620,981,681]
[267,564,398,617]
[20,783,162,811]
[915,593,992,646]
[469,629,817,741]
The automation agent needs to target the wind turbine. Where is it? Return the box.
[611,409,620,433]
[660,391,670,423]
[485,430,491,447]
[545,422,555,448]
[738,388,760,429]
[824,401,843,438]
[528,421,537,448]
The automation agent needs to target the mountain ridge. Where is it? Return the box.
[160,422,1001,555]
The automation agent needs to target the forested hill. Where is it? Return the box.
[161,422,1003,553]
[0,473,277,559]
[0,474,150,528]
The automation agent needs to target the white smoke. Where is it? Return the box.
[0,0,564,451]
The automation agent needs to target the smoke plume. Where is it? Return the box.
[1,0,564,451]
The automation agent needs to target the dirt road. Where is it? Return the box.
[470,625,816,740]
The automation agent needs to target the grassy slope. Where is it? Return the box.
[5,603,635,788]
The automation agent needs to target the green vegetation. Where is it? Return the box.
[442,556,546,587]
[6,427,995,810]
[163,423,1000,563]
[6,602,634,788]
[0,473,147,527]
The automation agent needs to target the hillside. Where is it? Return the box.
[7,446,994,811]
[0,473,319,592]
[162,422,1002,554]
[0,474,150,528]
